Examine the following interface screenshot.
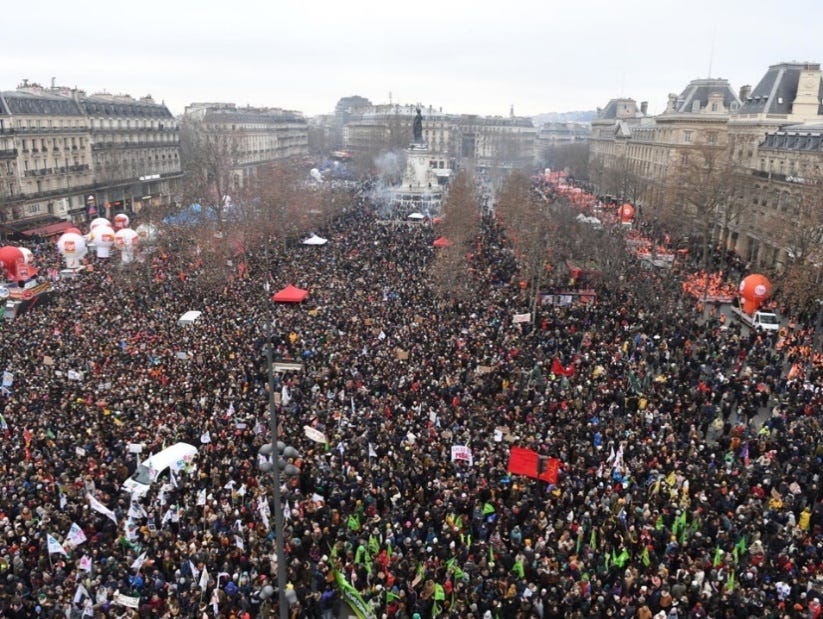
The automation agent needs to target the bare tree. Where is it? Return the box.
[429,171,481,302]
[665,144,745,277]
[765,180,823,312]
[495,170,555,319]
[541,142,590,181]
[179,117,241,232]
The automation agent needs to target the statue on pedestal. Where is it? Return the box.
[413,108,423,143]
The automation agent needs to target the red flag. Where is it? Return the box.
[539,457,561,484]
[508,447,539,478]
[551,358,575,377]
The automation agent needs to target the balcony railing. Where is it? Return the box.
[0,148,17,159]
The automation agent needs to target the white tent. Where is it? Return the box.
[302,234,328,246]
[178,310,202,326]
[407,213,425,220]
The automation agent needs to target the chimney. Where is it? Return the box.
[640,101,648,115]
[739,85,752,101]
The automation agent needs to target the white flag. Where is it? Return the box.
[78,555,93,572]
[226,402,235,418]
[128,501,147,520]
[283,501,292,521]
[197,489,207,506]
[131,552,147,571]
[199,564,209,590]
[59,492,67,510]
[189,560,200,582]
[368,443,377,459]
[257,497,270,530]
[47,533,68,556]
[65,523,87,547]
[74,582,90,605]
[281,385,291,406]
[87,494,118,525]
[200,430,211,444]
[235,535,245,551]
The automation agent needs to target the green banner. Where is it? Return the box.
[334,570,376,619]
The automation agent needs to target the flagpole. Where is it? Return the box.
[266,332,289,619]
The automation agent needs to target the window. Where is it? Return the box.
[711,102,718,112]
[684,131,692,143]
[707,132,717,144]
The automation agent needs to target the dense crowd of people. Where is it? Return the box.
[0,180,821,619]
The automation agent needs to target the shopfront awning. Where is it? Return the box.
[21,220,73,238]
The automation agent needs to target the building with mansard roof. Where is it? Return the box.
[0,86,92,233]
[182,102,308,187]
[0,82,182,235]
[724,62,823,267]
[81,92,182,218]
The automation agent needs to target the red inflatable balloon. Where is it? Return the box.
[0,246,24,280]
[739,274,771,314]
[618,203,635,222]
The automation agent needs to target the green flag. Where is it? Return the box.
[640,546,650,567]
[433,583,445,601]
[654,514,664,531]
[386,590,401,604]
[734,535,747,556]
[726,570,735,591]
[45,428,55,440]
[482,502,495,515]
[589,528,597,549]
[333,570,376,619]
[347,513,360,532]
[713,547,724,567]
[368,535,379,555]
[613,549,629,568]
[512,558,524,579]
[354,544,367,565]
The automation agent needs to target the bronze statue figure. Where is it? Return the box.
[413,108,423,143]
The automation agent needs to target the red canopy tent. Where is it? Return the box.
[271,284,308,303]
[433,236,452,248]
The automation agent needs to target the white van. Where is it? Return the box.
[122,442,198,496]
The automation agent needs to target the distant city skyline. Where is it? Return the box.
[4,0,822,119]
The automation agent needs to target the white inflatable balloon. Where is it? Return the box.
[90,225,116,258]
[18,247,33,264]
[89,217,111,231]
[114,228,139,264]
[113,213,130,230]
[135,223,158,244]
[57,232,88,269]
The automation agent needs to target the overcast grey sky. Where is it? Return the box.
[4,0,822,119]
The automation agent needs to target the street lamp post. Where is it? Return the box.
[258,337,300,618]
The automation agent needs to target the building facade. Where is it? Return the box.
[588,64,823,270]
[0,82,182,234]
[82,92,182,218]
[0,87,93,231]
[341,104,536,174]
[182,103,308,187]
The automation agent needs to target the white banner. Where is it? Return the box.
[113,591,140,608]
[512,313,531,324]
[450,445,474,466]
[303,425,328,444]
